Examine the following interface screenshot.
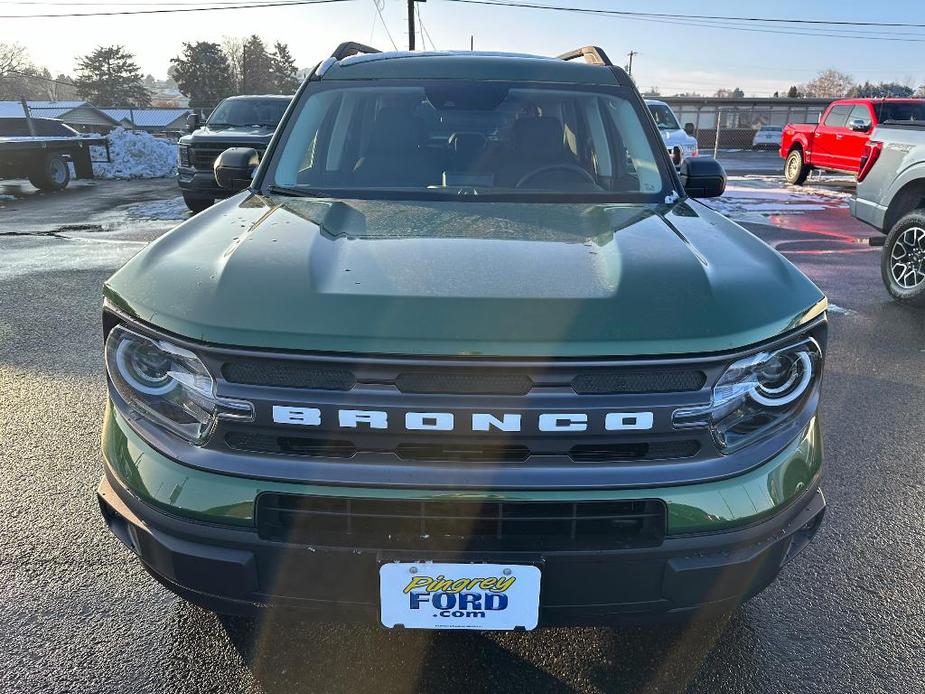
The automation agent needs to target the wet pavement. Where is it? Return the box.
[0,173,923,694]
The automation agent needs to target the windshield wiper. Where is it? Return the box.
[266,185,328,198]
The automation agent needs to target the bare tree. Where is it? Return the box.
[222,36,245,93]
[0,42,29,80]
[0,43,54,100]
[801,69,854,98]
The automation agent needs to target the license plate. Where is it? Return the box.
[379,562,541,631]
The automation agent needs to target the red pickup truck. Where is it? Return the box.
[780,98,925,185]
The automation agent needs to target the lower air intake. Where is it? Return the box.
[256,494,666,551]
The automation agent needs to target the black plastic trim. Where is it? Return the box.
[97,469,826,625]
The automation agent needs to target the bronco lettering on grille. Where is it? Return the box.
[271,406,654,432]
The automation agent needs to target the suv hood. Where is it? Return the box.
[660,129,697,148]
[105,195,825,357]
[180,125,276,145]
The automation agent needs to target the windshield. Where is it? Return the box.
[877,101,925,123]
[647,104,681,131]
[266,81,669,201]
[208,98,288,128]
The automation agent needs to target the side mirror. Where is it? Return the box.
[679,157,726,198]
[186,112,200,132]
[214,147,259,192]
[684,122,695,136]
[848,118,871,133]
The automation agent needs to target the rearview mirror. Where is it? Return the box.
[186,112,200,132]
[848,118,871,133]
[214,147,259,192]
[679,157,726,198]
[684,122,695,136]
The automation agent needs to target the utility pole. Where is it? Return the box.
[626,50,637,77]
[241,43,248,93]
[407,0,426,50]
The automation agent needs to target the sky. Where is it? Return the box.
[3,0,925,96]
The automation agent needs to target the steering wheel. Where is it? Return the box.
[515,164,597,189]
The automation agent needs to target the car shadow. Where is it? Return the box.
[209,605,761,694]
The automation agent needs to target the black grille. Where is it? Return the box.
[220,357,706,395]
[569,440,700,462]
[571,369,705,394]
[190,144,263,171]
[222,360,356,390]
[226,432,356,458]
[224,431,699,464]
[256,494,666,550]
[395,443,531,463]
[395,372,533,395]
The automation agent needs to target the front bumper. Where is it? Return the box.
[98,405,825,625]
[848,196,887,232]
[98,470,824,625]
[177,168,227,199]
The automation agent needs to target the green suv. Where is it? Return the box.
[98,43,827,630]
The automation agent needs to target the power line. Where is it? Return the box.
[417,1,437,50]
[438,0,925,30]
[1,70,78,87]
[436,1,925,44]
[617,15,925,44]
[0,0,351,19]
[1,0,299,4]
[371,0,398,50]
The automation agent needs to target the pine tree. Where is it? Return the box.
[269,41,300,94]
[171,42,234,108]
[74,45,151,107]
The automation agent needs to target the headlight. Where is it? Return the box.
[178,144,190,167]
[105,325,252,444]
[673,337,821,452]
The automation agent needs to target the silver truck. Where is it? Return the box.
[851,119,925,306]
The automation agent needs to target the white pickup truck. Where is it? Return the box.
[645,99,699,166]
[851,120,925,305]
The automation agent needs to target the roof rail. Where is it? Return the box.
[557,46,613,67]
[330,41,382,61]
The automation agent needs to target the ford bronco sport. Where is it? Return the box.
[98,43,828,630]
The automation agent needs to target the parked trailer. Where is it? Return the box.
[0,116,110,191]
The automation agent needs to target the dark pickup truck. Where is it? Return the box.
[176,95,291,212]
[0,116,108,191]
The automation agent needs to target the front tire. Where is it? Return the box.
[881,210,925,307]
[183,194,213,214]
[784,149,810,185]
[29,154,70,191]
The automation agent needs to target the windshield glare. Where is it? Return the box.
[647,104,681,131]
[268,82,667,199]
[208,98,288,127]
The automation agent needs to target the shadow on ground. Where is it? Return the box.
[182,607,762,694]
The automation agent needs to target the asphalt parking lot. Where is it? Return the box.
[1,165,923,694]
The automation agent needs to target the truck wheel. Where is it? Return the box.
[183,194,213,214]
[881,211,925,307]
[29,154,70,192]
[784,150,810,186]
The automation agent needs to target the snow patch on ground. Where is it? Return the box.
[123,196,189,221]
[709,175,852,223]
[91,128,177,179]
[828,303,852,315]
